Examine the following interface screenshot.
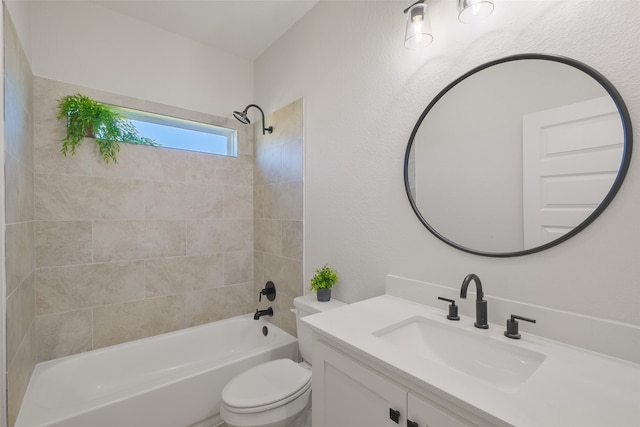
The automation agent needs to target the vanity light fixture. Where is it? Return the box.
[403,0,433,50]
[233,104,273,135]
[403,0,495,49]
[458,0,494,23]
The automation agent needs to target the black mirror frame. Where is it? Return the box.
[404,53,633,257]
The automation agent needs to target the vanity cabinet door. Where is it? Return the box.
[313,341,407,427]
[408,392,471,427]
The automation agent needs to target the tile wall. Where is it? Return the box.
[253,100,304,336]
[32,77,256,360]
[4,11,36,427]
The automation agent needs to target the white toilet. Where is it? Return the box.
[220,294,345,427]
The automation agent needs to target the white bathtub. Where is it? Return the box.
[16,315,298,427]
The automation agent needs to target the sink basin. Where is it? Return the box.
[373,316,546,393]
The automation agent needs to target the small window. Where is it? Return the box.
[111,106,237,157]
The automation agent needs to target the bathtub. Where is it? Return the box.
[15,314,298,427]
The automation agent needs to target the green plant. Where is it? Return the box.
[309,264,338,291]
[57,93,157,163]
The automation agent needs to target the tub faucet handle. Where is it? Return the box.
[259,281,276,302]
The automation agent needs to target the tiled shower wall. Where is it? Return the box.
[253,100,304,337]
[32,77,257,361]
[4,11,36,427]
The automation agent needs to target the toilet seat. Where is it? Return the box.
[222,359,312,414]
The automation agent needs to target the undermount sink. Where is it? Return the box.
[373,316,546,393]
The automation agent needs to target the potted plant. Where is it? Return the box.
[309,264,338,302]
[57,93,157,163]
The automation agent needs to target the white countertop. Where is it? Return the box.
[303,295,640,426]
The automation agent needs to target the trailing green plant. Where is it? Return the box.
[309,264,338,291]
[57,93,157,163]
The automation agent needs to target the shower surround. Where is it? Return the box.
[32,77,257,362]
[4,41,304,427]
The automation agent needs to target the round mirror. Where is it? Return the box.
[404,54,632,257]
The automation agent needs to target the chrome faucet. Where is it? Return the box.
[460,273,489,329]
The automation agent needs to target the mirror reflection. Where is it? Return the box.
[405,55,632,256]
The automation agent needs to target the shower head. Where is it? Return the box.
[233,110,251,125]
[233,104,273,135]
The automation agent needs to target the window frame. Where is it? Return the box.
[110,105,238,157]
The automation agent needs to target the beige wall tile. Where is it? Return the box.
[253,185,264,219]
[6,288,21,366]
[93,220,186,262]
[224,185,253,219]
[254,251,265,293]
[5,152,34,225]
[92,143,187,182]
[268,99,303,149]
[224,251,254,285]
[282,220,303,261]
[254,143,282,186]
[145,254,224,297]
[281,140,303,183]
[7,324,36,427]
[5,15,36,426]
[146,181,224,220]
[33,124,94,176]
[187,219,253,255]
[92,295,185,349]
[273,292,298,337]
[35,221,92,268]
[254,219,282,254]
[186,153,253,186]
[5,85,33,173]
[6,222,35,295]
[263,181,303,220]
[35,261,145,315]
[184,283,253,327]
[263,253,303,298]
[6,274,33,365]
[36,310,92,362]
[35,174,146,221]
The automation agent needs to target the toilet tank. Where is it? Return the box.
[294,294,346,364]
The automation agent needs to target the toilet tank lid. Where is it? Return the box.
[293,294,346,313]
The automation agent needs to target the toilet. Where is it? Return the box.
[220,294,346,427]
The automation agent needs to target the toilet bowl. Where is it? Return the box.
[220,295,346,427]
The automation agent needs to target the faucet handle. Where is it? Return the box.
[259,281,276,302]
[504,314,536,339]
[437,297,460,321]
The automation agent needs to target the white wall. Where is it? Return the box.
[255,0,640,335]
[22,0,253,118]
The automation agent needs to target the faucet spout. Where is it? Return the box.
[254,307,273,320]
[460,273,483,301]
[460,273,489,329]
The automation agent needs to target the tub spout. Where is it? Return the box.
[254,307,273,320]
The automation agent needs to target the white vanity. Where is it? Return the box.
[302,278,640,427]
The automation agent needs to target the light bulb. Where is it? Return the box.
[404,3,433,49]
[458,0,494,23]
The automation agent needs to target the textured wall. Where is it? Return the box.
[4,11,36,427]
[255,0,640,355]
[253,99,304,337]
[32,77,255,361]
